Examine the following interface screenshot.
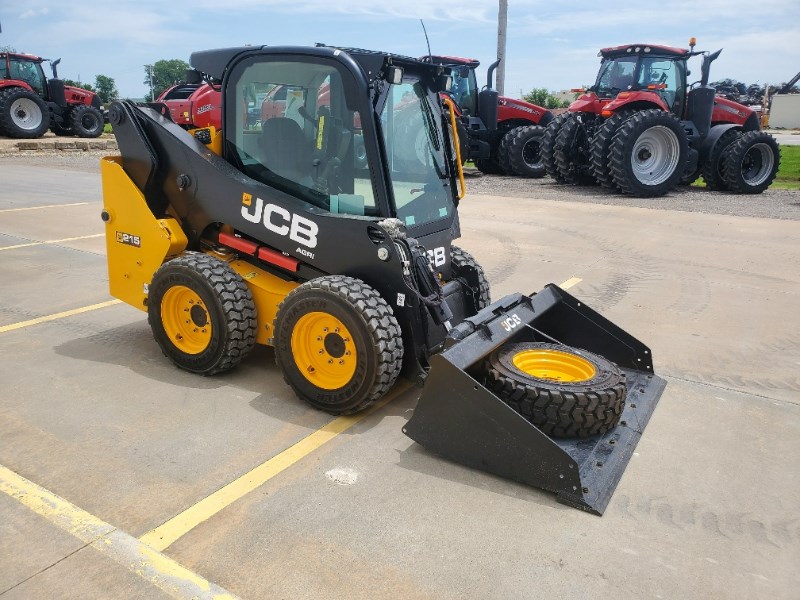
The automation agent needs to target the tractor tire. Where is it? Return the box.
[502,125,546,178]
[274,275,403,415]
[484,342,626,438]
[68,104,105,138]
[474,158,505,175]
[0,87,50,138]
[541,113,569,182]
[721,130,780,194]
[590,111,631,188]
[450,245,490,314]
[701,128,740,191]
[554,113,594,184]
[148,252,257,375]
[609,109,688,197]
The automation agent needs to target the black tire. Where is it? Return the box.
[0,87,50,138]
[495,129,514,174]
[450,245,490,315]
[485,342,626,438]
[68,104,104,138]
[147,253,257,375]
[274,275,403,415]
[590,111,631,188]
[680,165,702,186]
[503,125,546,178]
[721,130,780,194]
[609,109,688,197]
[554,113,595,184]
[474,157,505,175]
[541,113,569,182]
[701,128,740,191]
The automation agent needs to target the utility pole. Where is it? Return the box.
[146,64,154,101]
[496,0,508,95]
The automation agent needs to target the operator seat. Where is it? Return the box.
[258,117,308,183]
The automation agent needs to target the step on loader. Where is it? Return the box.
[101,44,665,514]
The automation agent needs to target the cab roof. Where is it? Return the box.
[599,44,689,59]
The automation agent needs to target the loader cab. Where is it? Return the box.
[222,48,457,236]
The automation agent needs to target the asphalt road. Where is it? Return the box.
[1,152,798,599]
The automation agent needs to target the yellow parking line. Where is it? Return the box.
[0,233,104,251]
[0,299,122,334]
[140,383,409,551]
[0,464,240,599]
[0,202,90,213]
[559,277,582,290]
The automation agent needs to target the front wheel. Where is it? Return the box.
[450,245,490,314]
[274,275,403,415]
[721,131,780,194]
[503,125,546,178]
[541,113,569,182]
[484,342,627,438]
[0,88,50,138]
[609,109,688,197]
[68,105,104,138]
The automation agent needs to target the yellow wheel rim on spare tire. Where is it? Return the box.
[161,285,212,354]
[291,312,357,390]
[512,348,596,383]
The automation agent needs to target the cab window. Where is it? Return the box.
[638,58,683,114]
[227,58,376,216]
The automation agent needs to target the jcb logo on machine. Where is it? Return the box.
[116,231,141,247]
[427,247,446,267]
[500,313,522,332]
[241,193,319,249]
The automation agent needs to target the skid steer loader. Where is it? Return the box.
[101,44,665,515]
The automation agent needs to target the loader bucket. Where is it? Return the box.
[403,285,666,515]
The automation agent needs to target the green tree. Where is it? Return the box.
[94,74,118,103]
[63,79,95,92]
[143,59,189,101]
[522,87,570,109]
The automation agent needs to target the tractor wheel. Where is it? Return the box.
[503,125,546,178]
[0,87,50,138]
[450,245,490,314]
[554,113,594,184]
[590,111,631,188]
[148,253,257,375]
[701,128,740,191]
[541,113,569,182]
[609,109,688,197]
[474,158,505,175]
[721,130,780,194]
[485,342,626,438]
[68,105,105,138]
[274,275,403,415]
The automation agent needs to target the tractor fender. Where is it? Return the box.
[0,81,36,95]
[698,123,740,163]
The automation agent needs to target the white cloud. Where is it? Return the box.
[19,8,50,19]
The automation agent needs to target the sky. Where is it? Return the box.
[2,0,799,99]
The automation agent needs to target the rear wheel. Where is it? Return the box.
[0,87,50,138]
[503,125,546,178]
[609,109,688,197]
[450,245,490,314]
[274,275,403,415]
[721,130,780,194]
[68,104,104,138]
[485,342,626,438]
[590,111,631,188]
[541,113,569,182]
[701,128,740,190]
[148,253,257,375]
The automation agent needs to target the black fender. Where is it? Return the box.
[698,123,740,163]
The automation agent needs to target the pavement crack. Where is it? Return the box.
[0,542,91,596]
[662,373,799,407]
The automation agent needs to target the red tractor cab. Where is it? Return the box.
[541,41,779,196]
[0,52,104,139]
[424,55,553,178]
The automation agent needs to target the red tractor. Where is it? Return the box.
[0,52,105,139]
[541,39,780,196]
[424,55,553,177]
[156,79,221,129]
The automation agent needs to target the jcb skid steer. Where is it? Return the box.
[101,44,665,515]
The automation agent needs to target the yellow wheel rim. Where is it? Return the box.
[161,285,212,355]
[291,312,357,390]
[512,348,596,383]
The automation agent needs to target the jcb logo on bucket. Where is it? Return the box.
[500,314,522,332]
[116,231,141,247]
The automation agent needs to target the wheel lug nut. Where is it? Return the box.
[319,349,324,354]
[317,336,322,341]
[327,359,333,364]
[338,360,344,365]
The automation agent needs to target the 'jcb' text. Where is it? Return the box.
[241,196,319,249]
